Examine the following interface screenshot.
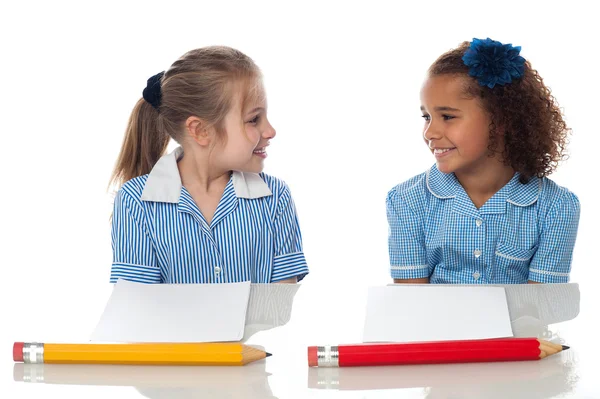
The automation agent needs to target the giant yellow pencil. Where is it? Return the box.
[13,342,270,366]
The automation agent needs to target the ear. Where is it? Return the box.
[184,116,214,147]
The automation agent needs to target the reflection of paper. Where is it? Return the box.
[503,283,580,324]
[91,280,251,342]
[243,284,300,341]
[363,286,513,343]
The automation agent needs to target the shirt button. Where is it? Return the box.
[476,219,483,227]
[473,272,481,280]
[214,266,221,275]
[473,250,482,258]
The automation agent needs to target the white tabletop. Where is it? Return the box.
[4,281,597,399]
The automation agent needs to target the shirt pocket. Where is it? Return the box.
[494,242,538,283]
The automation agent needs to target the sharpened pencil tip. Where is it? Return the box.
[562,345,570,351]
[266,352,272,357]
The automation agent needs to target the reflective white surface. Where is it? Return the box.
[5,281,598,398]
[4,1,598,397]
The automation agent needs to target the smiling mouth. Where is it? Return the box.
[253,147,268,158]
[433,148,455,155]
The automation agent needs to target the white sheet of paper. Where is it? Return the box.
[91,279,251,343]
[363,285,513,342]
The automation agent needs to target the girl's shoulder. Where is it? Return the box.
[387,169,431,211]
[116,174,150,201]
[537,176,580,213]
[258,172,291,194]
[538,176,577,197]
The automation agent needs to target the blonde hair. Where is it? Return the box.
[109,46,262,189]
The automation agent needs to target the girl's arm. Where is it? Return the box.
[527,191,580,283]
[270,184,308,283]
[110,188,160,284]
[394,278,430,284]
[387,189,430,282]
[277,277,298,284]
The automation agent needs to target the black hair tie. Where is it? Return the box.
[142,71,165,110]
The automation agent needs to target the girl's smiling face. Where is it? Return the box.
[420,75,498,176]
[214,81,276,174]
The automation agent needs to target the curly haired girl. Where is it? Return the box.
[387,38,580,284]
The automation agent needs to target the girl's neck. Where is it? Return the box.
[177,149,230,194]
[455,160,515,209]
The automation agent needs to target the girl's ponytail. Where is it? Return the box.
[109,98,170,189]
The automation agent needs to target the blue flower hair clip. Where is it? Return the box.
[462,38,526,89]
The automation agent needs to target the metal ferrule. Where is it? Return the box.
[317,345,339,367]
[23,343,45,364]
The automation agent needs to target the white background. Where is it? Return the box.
[1,0,598,396]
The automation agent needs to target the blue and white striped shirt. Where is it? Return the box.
[387,164,580,284]
[110,147,308,284]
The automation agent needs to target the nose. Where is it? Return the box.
[263,122,276,140]
[423,120,442,145]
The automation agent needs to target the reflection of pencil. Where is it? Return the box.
[14,363,271,387]
[308,338,568,367]
[308,355,570,390]
[14,342,270,366]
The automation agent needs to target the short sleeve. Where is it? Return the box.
[528,191,580,283]
[271,185,309,282]
[110,189,161,284]
[386,188,430,280]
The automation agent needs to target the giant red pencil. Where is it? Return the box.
[308,338,568,367]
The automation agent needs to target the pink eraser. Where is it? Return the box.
[13,342,24,362]
[308,346,317,367]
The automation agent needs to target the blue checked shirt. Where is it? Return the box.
[110,147,308,284]
[386,165,580,284]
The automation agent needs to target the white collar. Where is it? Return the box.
[140,147,272,203]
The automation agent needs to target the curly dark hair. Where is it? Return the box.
[428,41,570,183]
